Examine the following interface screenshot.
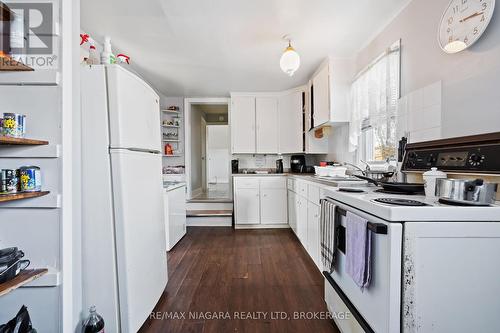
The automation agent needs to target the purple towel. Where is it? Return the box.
[345,212,372,289]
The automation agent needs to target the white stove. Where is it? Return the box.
[322,132,500,333]
[324,185,500,222]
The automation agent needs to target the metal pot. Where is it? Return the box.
[436,178,498,206]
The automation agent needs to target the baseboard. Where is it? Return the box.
[187,216,232,227]
[234,223,290,229]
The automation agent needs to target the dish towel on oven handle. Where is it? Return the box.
[345,211,372,289]
[320,199,337,273]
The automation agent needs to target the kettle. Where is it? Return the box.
[276,159,284,174]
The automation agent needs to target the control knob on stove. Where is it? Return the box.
[468,153,485,167]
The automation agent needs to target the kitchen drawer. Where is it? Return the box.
[297,180,308,197]
[260,177,286,189]
[287,178,296,192]
[308,184,320,205]
[234,177,259,189]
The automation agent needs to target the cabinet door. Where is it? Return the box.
[312,63,330,126]
[297,196,308,246]
[278,91,303,154]
[260,188,287,224]
[307,202,321,269]
[231,96,256,153]
[288,190,297,234]
[234,188,260,224]
[256,97,279,153]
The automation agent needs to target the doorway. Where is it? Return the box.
[185,98,231,200]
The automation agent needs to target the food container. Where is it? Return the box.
[0,247,30,284]
[423,167,447,199]
[436,178,498,206]
[2,113,26,138]
[19,166,42,192]
[1,169,20,193]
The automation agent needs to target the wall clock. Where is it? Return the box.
[438,0,496,53]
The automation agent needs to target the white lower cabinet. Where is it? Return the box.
[261,188,287,224]
[234,187,260,224]
[307,202,321,268]
[297,196,308,246]
[234,176,287,226]
[288,190,297,234]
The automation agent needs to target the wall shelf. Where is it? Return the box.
[163,154,182,157]
[162,110,181,114]
[0,269,48,297]
[0,191,50,203]
[0,136,49,146]
[0,69,60,86]
[162,125,180,128]
[0,57,34,72]
[163,140,179,142]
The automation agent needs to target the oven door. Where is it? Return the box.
[323,198,403,333]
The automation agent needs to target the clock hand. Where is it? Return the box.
[459,11,484,22]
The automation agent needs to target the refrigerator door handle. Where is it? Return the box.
[110,147,161,154]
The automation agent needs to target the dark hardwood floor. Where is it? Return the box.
[139,227,340,333]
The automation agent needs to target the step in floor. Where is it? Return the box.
[186,209,233,217]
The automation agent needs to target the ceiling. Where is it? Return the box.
[81,0,410,97]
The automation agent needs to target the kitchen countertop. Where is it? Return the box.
[232,172,368,187]
[163,181,186,191]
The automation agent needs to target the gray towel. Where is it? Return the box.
[345,211,372,289]
[320,199,337,273]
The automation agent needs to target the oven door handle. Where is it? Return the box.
[333,204,388,235]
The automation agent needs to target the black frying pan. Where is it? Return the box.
[354,175,425,193]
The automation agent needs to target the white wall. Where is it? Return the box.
[190,106,203,191]
[357,0,500,139]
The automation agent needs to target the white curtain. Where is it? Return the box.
[349,42,400,153]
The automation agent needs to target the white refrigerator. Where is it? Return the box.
[81,65,168,333]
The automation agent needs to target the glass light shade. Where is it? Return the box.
[280,46,300,76]
[444,40,467,54]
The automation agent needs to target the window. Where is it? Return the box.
[349,41,400,162]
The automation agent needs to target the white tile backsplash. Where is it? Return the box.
[423,81,442,108]
[400,80,442,143]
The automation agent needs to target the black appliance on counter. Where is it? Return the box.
[290,155,307,173]
[276,159,284,174]
[231,159,239,174]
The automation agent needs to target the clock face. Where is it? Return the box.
[438,0,496,53]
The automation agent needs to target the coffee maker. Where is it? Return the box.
[290,155,306,173]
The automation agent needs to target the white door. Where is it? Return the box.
[256,97,279,153]
[279,91,303,154]
[307,202,321,269]
[234,188,260,224]
[297,196,308,246]
[110,149,167,333]
[106,66,161,151]
[231,96,255,153]
[207,125,229,185]
[312,64,330,127]
[260,188,288,224]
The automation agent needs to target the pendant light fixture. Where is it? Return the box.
[280,36,300,76]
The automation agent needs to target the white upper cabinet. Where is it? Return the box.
[256,97,279,154]
[309,58,354,129]
[312,63,330,127]
[278,91,303,154]
[231,96,256,153]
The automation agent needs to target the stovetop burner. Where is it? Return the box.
[374,198,429,206]
[374,189,423,195]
